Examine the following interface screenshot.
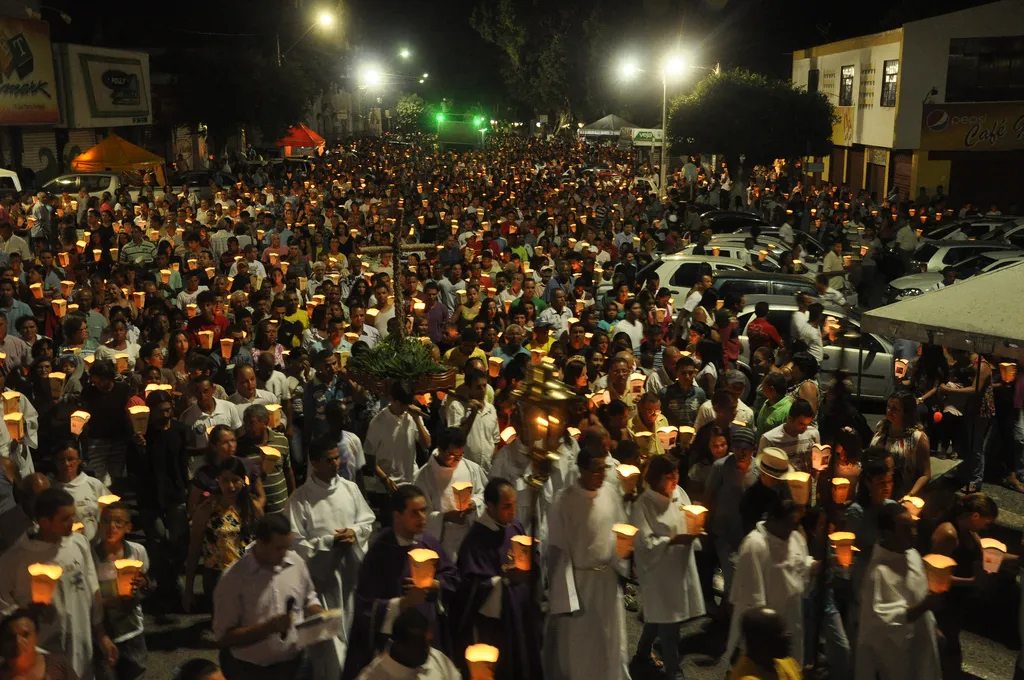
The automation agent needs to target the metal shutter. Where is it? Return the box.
[20,130,59,187]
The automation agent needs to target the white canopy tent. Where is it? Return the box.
[860,262,1024,361]
[579,114,639,138]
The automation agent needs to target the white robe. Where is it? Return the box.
[855,546,940,680]
[631,487,706,624]
[725,522,813,665]
[286,474,375,680]
[0,389,38,478]
[357,649,461,680]
[488,441,552,548]
[55,473,110,541]
[0,533,99,680]
[544,482,631,680]
[414,455,487,562]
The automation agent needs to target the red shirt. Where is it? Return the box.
[747,317,783,353]
[186,314,229,348]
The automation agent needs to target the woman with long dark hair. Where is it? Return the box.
[870,391,931,498]
[183,456,262,613]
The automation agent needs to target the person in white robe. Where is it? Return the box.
[488,436,553,548]
[445,369,500,473]
[0,386,38,478]
[543,445,631,680]
[725,492,816,667]
[632,456,705,679]
[286,440,375,680]
[357,608,460,680]
[855,503,940,680]
[0,488,117,680]
[414,427,487,562]
[51,443,110,541]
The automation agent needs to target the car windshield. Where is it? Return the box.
[912,243,939,263]
[951,253,997,274]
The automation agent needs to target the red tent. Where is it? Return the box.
[275,124,325,148]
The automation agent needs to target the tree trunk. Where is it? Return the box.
[391,208,405,342]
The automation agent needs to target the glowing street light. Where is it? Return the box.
[663,53,688,78]
[621,61,641,79]
[422,73,429,79]
[418,78,425,84]
[317,11,334,26]
[359,64,384,89]
[399,48,411,59]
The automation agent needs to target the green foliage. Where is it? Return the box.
[470,0,608,121]
[667,69,837,164]
[395,94,427,132]
[348,335,446,385]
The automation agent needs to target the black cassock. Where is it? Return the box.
[453,517,543,680]
[341,528,458,680]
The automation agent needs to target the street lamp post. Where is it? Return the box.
[277,10,334,66]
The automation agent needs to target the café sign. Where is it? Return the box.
[920,103,1024,151]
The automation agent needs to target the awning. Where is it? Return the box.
[275,124,325,148]
[860,262,1024,360]
[579,114,639,137]
[70,134,165,172]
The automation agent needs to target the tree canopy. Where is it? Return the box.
[470,0,609,122]
[667,69,836,164]
[395,94,427,132]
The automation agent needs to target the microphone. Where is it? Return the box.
[281,596,296,639]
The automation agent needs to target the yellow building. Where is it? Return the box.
[792,0,1024,206]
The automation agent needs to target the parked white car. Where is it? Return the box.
[886,250,1024,301]
[734,297,895,402]
[597,254,748,310]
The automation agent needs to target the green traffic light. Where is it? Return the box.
[436,113,445,123]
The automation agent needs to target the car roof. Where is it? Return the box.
[711,270,816,284]
[921,240,1020,250]
[660,253,745,264]
[739,295,847,317]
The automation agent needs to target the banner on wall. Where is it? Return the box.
[920,102,1024,151]
[0,17,60,124]
[56,44,151,128]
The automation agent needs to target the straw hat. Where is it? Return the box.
[756,447,794,480]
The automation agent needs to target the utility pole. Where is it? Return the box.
[276,32,281,67]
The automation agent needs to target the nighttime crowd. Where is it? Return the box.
[0,134,1018,680]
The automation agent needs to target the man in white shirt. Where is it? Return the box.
[796,303,825,361]
[364,386,431,484]
[612,299,646,351]
[777,217,795,247]
[445,369,499,471]
[180,376,244,454]
[536,288,573,341]
[757,398,819,474]
[213,514,324,679]
[230,364,282,424]
[789,293,812,340]
[725,492,815,666]
[286,441,375,680]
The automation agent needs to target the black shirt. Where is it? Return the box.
[138,420,189,511]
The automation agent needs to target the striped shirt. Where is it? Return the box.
[757,424,820,473]
[240,430,291,515]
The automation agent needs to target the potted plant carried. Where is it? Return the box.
[347,334,456,397]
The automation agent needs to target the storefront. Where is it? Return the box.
[916,102,1024,205]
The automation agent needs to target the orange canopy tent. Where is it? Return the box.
[275,124,325,148]
[71,134,165,172]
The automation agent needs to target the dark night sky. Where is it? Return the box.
[42,0,996,123]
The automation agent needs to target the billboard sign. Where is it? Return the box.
[920,103,1024,151]
[57,44,151,128]
[0,18,59,124]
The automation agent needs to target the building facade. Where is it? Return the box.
[792,0,1024,206]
